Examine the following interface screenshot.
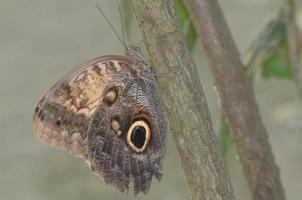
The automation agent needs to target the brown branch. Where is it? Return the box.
[285,2,302,99]
[183,0,286,199]
[129,0,235,199]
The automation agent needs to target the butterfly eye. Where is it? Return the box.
[126,120,151,153]
[104,87,118,105]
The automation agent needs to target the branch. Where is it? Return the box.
[285,1,302,99]
[129,0,235,199]
[183,0,286,199]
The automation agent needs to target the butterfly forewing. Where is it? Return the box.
[33,56,133,158]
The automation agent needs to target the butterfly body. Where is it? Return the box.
[33,48,167,194]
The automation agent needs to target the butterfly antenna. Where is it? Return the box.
[118,6,126,47]
[96,4,127,49]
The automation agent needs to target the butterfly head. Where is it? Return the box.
[125,45,150,69]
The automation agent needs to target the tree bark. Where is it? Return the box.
[286,1,302,99]
[129,0,235,199]
[183,0,286,199]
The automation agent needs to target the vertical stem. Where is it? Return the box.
[130,0,235,199]
[183,0,286,199]
[286,0,302,99]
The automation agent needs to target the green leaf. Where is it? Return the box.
[246,16,292,79]
[258,20,287,50]
[261,37,292,79]
[219,116,231,159]
[174,0,197,51]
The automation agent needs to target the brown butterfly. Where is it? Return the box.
[33,6,167,195]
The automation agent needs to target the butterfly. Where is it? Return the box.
[33,6,167,195]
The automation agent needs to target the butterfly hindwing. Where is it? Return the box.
[86,72,167,194]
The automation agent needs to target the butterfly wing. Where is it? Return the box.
[87,73,167,194]
[33,54,167,195]
[33,55,133,159]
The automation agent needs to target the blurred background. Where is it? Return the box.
[0,0,301,199]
